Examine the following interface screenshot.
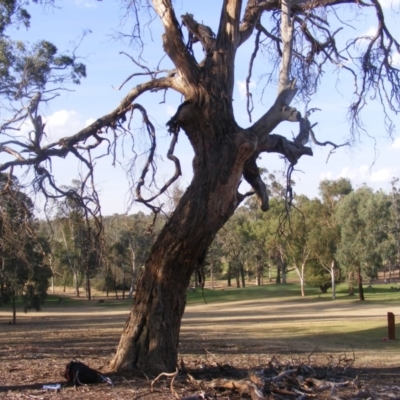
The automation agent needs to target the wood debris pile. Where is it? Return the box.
[150,352,398,399]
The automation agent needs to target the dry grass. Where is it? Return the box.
[1,289,400,399]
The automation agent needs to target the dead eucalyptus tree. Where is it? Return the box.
[1,0,399,374]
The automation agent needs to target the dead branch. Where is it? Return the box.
[150,368,179,393]
[150,368,210,400]
[152,0,200,86]
[245,29,261,122]
[181,14,215,54]
[208,378,266,400]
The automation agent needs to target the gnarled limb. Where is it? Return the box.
[216,0,243,49]
[243,155,270,211]
[181,14,215,54]
[0,76,183,173]
[152,0,200,88]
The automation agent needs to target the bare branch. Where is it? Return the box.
[279,0,294,94]
[0,76,183,173]
[310,126,350,163]
[245,29,261,122]
[240,0,279,46]
[152,0,200,86]
[243,155,270,211]
[216,0,243,48]
[134,104,182,211]
[181,14,215,54]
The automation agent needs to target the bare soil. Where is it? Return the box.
[1,295,400,399]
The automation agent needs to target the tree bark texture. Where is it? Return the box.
[357,264,365,301]
[111,101,256,373]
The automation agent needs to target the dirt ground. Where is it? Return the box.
[1,296,400,399]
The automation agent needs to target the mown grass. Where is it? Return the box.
[2,282,399,363]
[3,281,400,313]
[186,282,400,305]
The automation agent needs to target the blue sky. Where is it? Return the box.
[8,0,400,215]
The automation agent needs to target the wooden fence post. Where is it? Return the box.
[388,312,395,340]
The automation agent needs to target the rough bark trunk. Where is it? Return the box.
[227,263,232,287]
[86,271,91,301]
[128,246,136,299]
[276,263,281,284]
[74,271,80,297]
[357,264,365,301]
[240,263,245,288]
[110,107,254,374]
[12,292,16,325]
[331,260,336,300]
[294,263,306,297]
[282,263,287,284]
[348,271,354,296]
[235,274,240,288]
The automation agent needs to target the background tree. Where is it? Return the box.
[286,196,313,297]
[49,180,103,300]
[103,213,159,296]
[336,187,392,300]
[219,213,249,288]
[204,238,224,289]
[0,173,51,323]
[389,178,400,279]
[305,179,352,298]
[0,0,399,374]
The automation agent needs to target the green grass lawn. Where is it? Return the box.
[3,281,400,312]
[186,282,400,305]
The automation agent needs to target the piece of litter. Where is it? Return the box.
[43,384,61,391]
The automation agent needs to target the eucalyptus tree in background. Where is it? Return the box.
[52,181,102,300]
[390,178,400,278]
[0,174,51,323]
[219,212,249,288]
[286,196,314,297]
[304,198,340,297]
[305,179,352,299]
[1,0,399,373]
[103,213,159,297]
[336,187,392,300]
[204,237,224,289]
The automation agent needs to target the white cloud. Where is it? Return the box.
[370,168,394,183]
[320,165,396,187]
[363,26,378,39]
[85,118,96,127]
[392,137,400,149]
[378,0,400,8]
[237,80,256,100]
[391,52,400,67]
[164,105,176,117]
[320,171,333,180]
[44,110,90,142]
[75,0,97,8]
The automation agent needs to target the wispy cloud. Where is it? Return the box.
[378,0,400,9]
[11,110,93,144]
[164,105,176,117]
[391,137,400,150]
[321,165,397,186]
[391,52,400,67]
[44,110,89,142]
[370,168,395,183]
[75,0,97,8]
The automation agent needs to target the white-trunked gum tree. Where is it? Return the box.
[0,0,399,374]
